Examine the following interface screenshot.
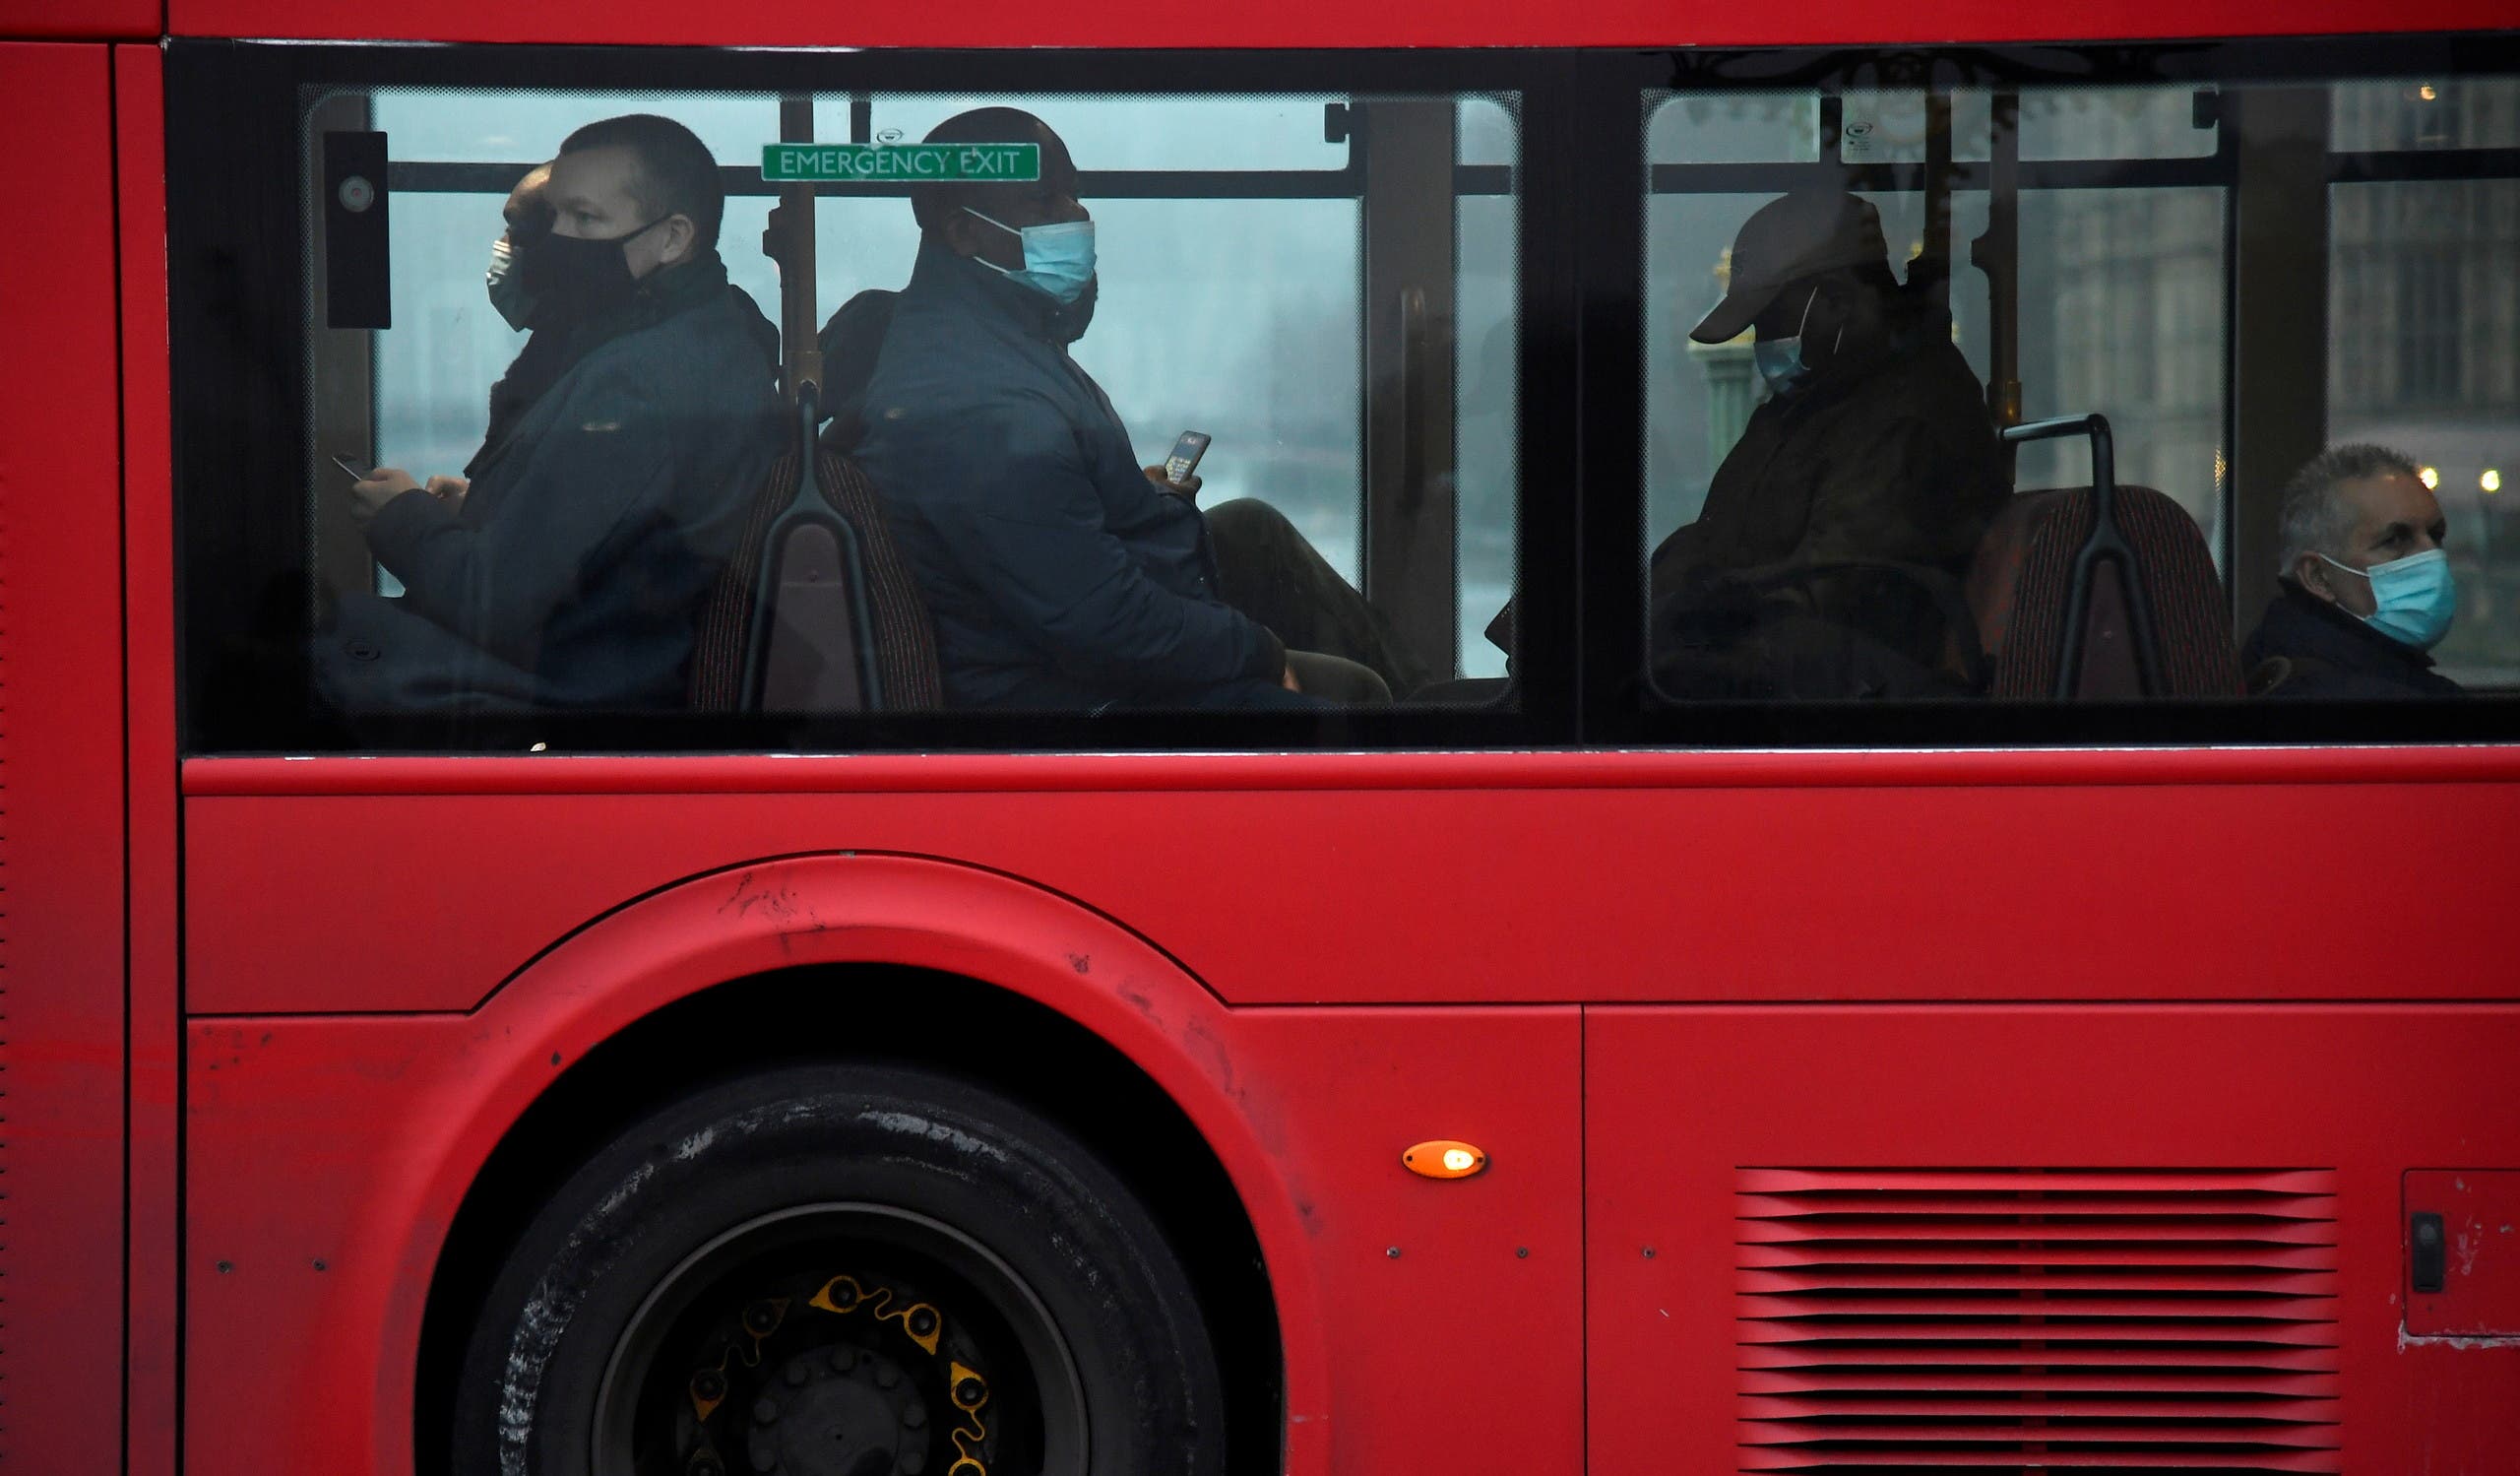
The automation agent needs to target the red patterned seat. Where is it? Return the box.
[1965,485,2243,699]
[688,448,943,713]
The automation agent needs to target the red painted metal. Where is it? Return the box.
[182,855,1584,1476]
[179,745,2520,796]
[161,0,2516,48]
[118,40,182,1476]
[0,1,158,39]
[2405,1171,2520,1338]
[183,770,2520,1013]
[1584,1007,2520,1475]
[0,39,131,1475]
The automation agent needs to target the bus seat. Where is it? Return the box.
[1966,484,2243,699]
[688,445,943,714]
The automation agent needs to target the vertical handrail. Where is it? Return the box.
[1973,91,2023,480]
[744,97,883,712]
[1398,286,1427,518]
[1918,87,1954,315]
[771,93,821,403]
[2002,414,2164,698]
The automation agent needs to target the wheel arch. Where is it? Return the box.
[388,853,1317,1475]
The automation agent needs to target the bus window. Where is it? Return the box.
[177,62,1526,750]
[1639,65,2517,714]
[2330,80,2520,688]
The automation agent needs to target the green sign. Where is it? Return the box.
[761,142,1041,183]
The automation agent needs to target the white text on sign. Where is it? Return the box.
[760,143,1043,183]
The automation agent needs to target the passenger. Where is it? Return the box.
[1654,189,2009,697]
[318,113,781,712]
[2242,444,2463,698]
[818,286,901,455]
[850,107,1418,710]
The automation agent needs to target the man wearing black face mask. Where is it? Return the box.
[321,113,781,714]
[850,107,1413,711]
[1648,189,2008,697]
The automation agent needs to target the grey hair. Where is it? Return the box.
[2274,443,2422,575]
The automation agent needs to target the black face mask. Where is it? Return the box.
[519,215,668,323]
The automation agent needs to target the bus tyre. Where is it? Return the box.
[449,1063,1228,1476]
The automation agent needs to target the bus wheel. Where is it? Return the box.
[449,1064,1228,1476]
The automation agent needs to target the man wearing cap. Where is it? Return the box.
[1652,189,2008,697]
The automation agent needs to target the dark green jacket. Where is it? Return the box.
[852,243,1294,710]
[323,260,780,711]
[2242,580,2465,699]
[1653,325,2007,685]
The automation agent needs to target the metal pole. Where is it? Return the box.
[772,93,822,401]
[1973,91,2024,481]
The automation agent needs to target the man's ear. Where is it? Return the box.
[936,209,982,259]
[2295,553,2339,605]
[657,213,698,267]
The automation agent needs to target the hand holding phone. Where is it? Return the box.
[1163,430,1212,487]
[338,462,425,526]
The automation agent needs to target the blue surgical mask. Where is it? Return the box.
[2319,546,2457,650]
[1752,286,1835,397]
[965,209,1097,304]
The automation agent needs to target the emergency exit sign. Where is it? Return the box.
[761,143,1041,182]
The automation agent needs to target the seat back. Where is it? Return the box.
[1967,484,2242,698]
[810,448,943,710]
[687,448,942,713]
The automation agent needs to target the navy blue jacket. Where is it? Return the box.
[2241,579,2465,699]
[853,243,1289,709]
[323,266,781,712]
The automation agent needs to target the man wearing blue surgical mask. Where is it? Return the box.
[851,107,1409,711]
[1645,189,2008,699]
[2244,445,2466,699]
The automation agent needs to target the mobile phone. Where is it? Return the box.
[331,452,375,481]
[1163,430,1212,486]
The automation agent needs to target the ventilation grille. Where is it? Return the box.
[1736,1169,2341,1474]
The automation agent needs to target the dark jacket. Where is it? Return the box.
[852,242,1290,710]
[1651,318,2008,691]
[817,287,899,454]
[323,257,781,711]
[2242,579,2464,699]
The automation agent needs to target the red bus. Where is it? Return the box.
[5,0,2518,1472]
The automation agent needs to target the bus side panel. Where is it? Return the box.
[183,854,1583,1476]
[118,38,183,1476]
[0,2,158,39]
[157,0,2520,48]
[185,778,2520,1013]
[0,39,132,1476]
[1585,1006,2520,1475]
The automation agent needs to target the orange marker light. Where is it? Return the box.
[1403,1140,1488,1180]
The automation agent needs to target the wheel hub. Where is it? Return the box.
[744,1344,935,1476]
[593,1205,1079,1476]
